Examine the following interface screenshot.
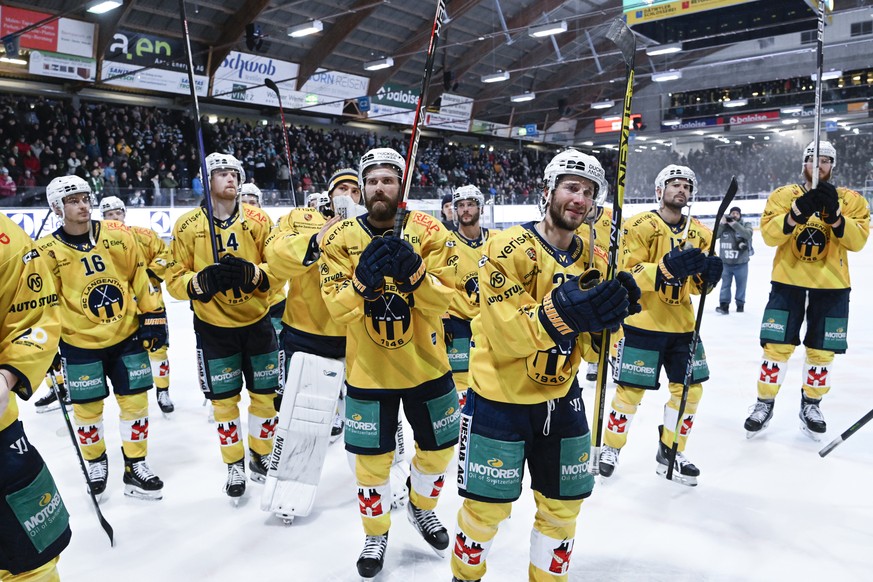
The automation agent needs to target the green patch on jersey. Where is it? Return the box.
[123,351,153,390]
[66,361,106,401]
[760,309,789,342]
[559,434,594,497]
[344,397,380,450]
[823,317,848,351]
[207,353,243,395]
[7,466,70,553]
[461,434,523,500]
[251,350,281,391]
[425,390,461,447]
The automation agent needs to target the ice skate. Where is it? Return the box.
[799,394,826,442]
[248,450,269,483]
[655,426,699,487]
[87,452,109,502]
[225,460,246,504]
[357,533,388,581]
[123,454,163,500]
[598,445,620,478]
[585,362,597,382]
[744,399,774,438]
[407,494,449,557]
[156,389,174,416]
[330,409,344,443]
[35,385,67,413]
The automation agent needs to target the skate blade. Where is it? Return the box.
[161,412,173,420]
[249,473,266,484]
[799,424,824,442]
[330,431,343,444]
[745,423,769,439]
[36,404,60,413]
[88,490,106,503]
[124,486,163,501]
[655,465,698,487]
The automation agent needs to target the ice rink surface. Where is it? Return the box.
[18,229,873,581]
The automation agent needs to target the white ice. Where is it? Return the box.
[18,229,873,581]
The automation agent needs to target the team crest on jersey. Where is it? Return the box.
[527,340,574,385]
[791,223,829,263]
[81,278,126,324]
[461,272,480,305]
[655,274,688,306]
[526,248,536,261]
[447,255,459,267]
[216,287,253,306]
[364,289,413,349]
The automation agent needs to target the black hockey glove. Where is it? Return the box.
[353,237,392,300]
[139,309,169,352]
[187,263,226,301]
[539,276,630,342]
[616,271,642,316]
[701,255,723,286]
[789,190,818,225]
[812,181,842,225]
[384,238,425,293]
[219,255,267,294]
[659,246,704,280]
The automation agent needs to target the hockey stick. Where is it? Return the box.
[810,0,826,190]
[264,78,299,207]
[393,0,447,237]
[666,177,737,482]
[590,18,636,476]
[33,209,54,240]
[178,0,219,263]
[47,366,115,547]
[818,407,873,457]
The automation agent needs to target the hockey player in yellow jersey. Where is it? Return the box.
[444,184,495,407]
[598,165,723,487]
[744,141,869,440]
[319,148,460,580]
[165,153,282,503]
[37,176,167,501]
[451,149,640,582]
[99,196,175,416]
[575,192,613,382]
[0,213,72,582]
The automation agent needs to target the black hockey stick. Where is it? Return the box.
[591,18,636,475]
[819,407,873,457]
[393,0,447,237]
[666,177,738,482]
[264,78,299,207]
[178,0,219,263]
[810,0,826,190]
[47,366,115,547]
[33,209,54,240]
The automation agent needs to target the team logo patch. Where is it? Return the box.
[81,278,126,324]
[549,540,574,574]
[526,248,536,261]
[791,223,829,263]
[489,272,506,289]
[462,272,479,304]
[364,290,413,349]
[454,533,485,565]
[357,488,384,517]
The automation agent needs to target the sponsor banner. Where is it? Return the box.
[372,84,419,110]
[721,110,780,126]
[785,102,852,118]
[439,93,473,121]
[660,116,719,132]
[471,119,512,139]
[29,50,95,82]
[0,6,95,58]
[302,68,369,100]
[100,61,207,96]
[595,114,642,134]
[624,0,755,24]
[368,101,416,125]
[425,111,470,132]
[847,101,869,113]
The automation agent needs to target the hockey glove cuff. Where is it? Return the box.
[385,239,425,293]
[354,238,393,300]
[219,255,267,294]
[139,309,169,352]
[188,264,224,301]
[659,246,704,280]
[789,190,819,225]
[539,276,630,343]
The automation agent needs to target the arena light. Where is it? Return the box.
[0,56,27,65]
[510,92,535,103]
[86,1,123,13]
[591,100,615,110]
[529,21,568,38]
[812,69,842,81]
[652,70,682,82]
[646,42,681,56]
[662,119,682,126]
[723,98,748,108]
[481,71,510,84]
[363,57,394,71]
[287,20,323,38]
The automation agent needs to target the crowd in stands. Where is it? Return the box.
[0,93,870,211]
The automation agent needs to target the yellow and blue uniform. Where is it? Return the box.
[130,225,172,391]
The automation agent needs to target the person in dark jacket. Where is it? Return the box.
[715,206,753,314]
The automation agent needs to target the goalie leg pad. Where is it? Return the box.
[260,352,344,519]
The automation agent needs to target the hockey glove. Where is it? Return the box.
[384,238,426,293]
[353,237,392,300]
[659,246,704,280]
[812,182,842,225]
[701,255,723,286]
[539,276,630,342]
[139,309,169,352]
[616,271,642,316]
[187,263,226,301]
[789,190,818,225]
[219,255,267,294]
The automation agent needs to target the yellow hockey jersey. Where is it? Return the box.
[620,210,713,333]
[319,211,457,389]
[130,225,169,308]
[761,184,870,289]
[446,228,494,321]
[470,222,604,405]
[166,204,280,327]
[36,220,160,349]
[575,206,614,260]
[0,215,61,430]
[266,207,345,338]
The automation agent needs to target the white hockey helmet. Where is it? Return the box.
[655,164,696,204]
[803,140,837,168]
[306,191,331,212]
[452,185,485,211]
[358,148,406,197]
[99,195,126,217]
[240,183,263,206]
[205,152,246,185]
[541,149,608,215]
[47,175,91,222]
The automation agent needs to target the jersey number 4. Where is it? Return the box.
[215,232,239,252]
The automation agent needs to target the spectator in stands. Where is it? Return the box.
[0,168,17,200]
